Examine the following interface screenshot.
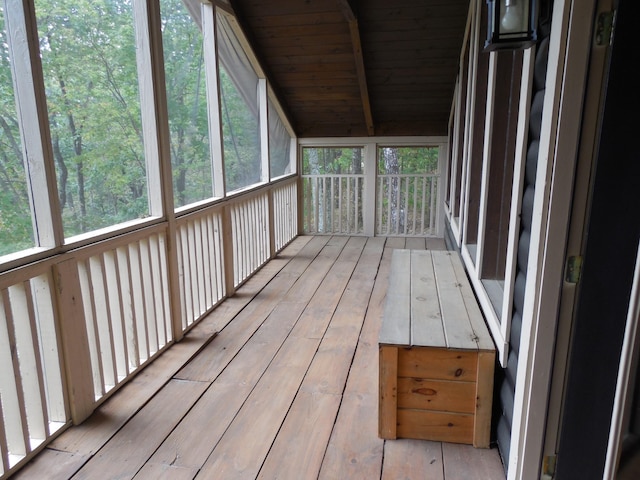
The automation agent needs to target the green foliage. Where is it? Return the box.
[302,147,364,175]
[162,0,213,207]
[36,0,148,236]
[1,1,290,255]
[378,146,439,174]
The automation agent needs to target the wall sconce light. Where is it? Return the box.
[484,0,537,51]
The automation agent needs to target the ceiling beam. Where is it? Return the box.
[337,0,375,136]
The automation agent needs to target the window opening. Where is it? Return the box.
[36,0,148,237]
[268,96,293,179]
[216,12,261,193]
[161,0,213,208]
[377,146,439,236]
[301,146,364,234]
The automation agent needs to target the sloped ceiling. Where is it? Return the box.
[228,0,470,138]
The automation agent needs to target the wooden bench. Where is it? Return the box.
[378,249,495,448]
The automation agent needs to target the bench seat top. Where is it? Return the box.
[379,249,494,351]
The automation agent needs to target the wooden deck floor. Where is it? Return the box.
[13,236,505,480]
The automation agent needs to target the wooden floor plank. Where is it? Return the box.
[426,236,447,250]
[385,237,406,249]
[147,301,311,470]
[72,380,208,480]
[319,240,397,477]
[405,236,426,250]
[193,238,371,478]
[291,236,368,340]
[11,450,89,480]
[259,239,385,478]
[319,392,383,480]
[382,439,445,480]
[47,338,212,456]
[442,443,505,480]
[134,463,198,480]
[195,337,320,478]
[257,391,342,479]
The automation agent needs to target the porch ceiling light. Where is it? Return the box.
[484,0,537,51]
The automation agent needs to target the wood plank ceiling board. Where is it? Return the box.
[229,0,469,137]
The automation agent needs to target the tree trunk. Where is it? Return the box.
[384,147,402,233]
[308,148,323,232]
[52,134,68,209]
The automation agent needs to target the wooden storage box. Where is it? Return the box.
[378,250,495,448]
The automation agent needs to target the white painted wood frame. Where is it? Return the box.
[447,78,463,245]
[5,0,63,249]
[508,0,597,477]
[259,79,270,184]
[460,0,482,251]
[458,0,479,250]
[133,1,184,342]
[541,0,612,467]
[205,4,226,199]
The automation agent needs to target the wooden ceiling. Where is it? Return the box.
[227,0,470,138]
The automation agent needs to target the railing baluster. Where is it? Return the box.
[377,177,383,234]
[181,225,194,327]
[0,288,30,459]
[78,259,104,397]
[139,239,159,356]
[31,274,66,425]
[149,235,167,347]
[323,177,328,233]
[412,177,418,235]
[243,200,249,282]
[262,195,269,262]
[17,281,49,443]
[214,214,225,300]
[90,255,117,390]
[116,247,138,370]
[157,234,172,343]
[129,242,150,361]
[104,251,127,379]
[187,222,199,320]
[203,215,213,306]
[250,198,257,272]
[195,220,206,317]
[421,176,428,234]
[430,176,438,234]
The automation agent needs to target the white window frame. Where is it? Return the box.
[445,0,534,367]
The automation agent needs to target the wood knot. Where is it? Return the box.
[413,388,437,396]
[455,368,463,377]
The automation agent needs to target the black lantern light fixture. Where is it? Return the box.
[484,0,537,51]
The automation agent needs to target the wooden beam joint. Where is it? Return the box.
[337,0,375,136]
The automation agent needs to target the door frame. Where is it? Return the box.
[507,0,600,477]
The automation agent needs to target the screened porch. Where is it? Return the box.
[10,235,504,480]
